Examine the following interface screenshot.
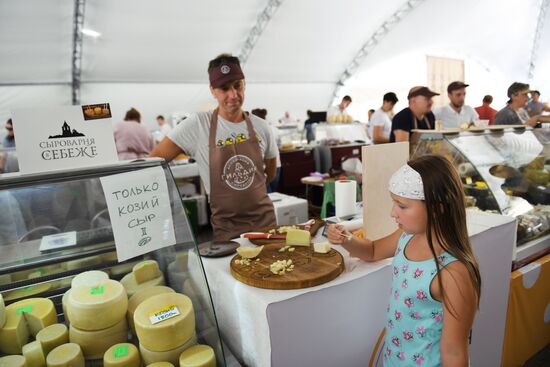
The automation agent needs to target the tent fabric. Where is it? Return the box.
[1,0,549,129]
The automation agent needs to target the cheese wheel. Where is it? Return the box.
[127,286,175,332]
[3,283,53,302]
[22,341,46,367]
[147,363,174,367]
[100,251,119,263]
[0,273,11,285]
[139,334,197,366]
[61,290,70,323]
[0,355,27,367]
[103,343,140,367]
[69,318,128,359]
[134,293,195,352]
[5,298,57,338]
[110,262,136,277]
[133,260,162,285]
[0,303,30,354]
[36,324,69,356]
[67,279,127,330]
[65,256,101,271]
[179,345,215,367]
[0,293,6,328]
[71,270,109,288]
[121,272,165,298]
[46,343,84,367]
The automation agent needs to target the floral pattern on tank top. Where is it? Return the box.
[383,232,458,367]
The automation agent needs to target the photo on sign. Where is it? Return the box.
[82,103,112,120]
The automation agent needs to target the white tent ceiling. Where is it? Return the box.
[1,0,549,129]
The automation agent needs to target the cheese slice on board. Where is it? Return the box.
[67,279,127,331]
[22,341,46,367]
[179,345,216,367]
[285,229,311,247]
[36,323,69,356]
[103,343,141,367]
[46,343,85,367]
[133,293,195,352]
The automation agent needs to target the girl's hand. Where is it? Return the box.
[326,224,347,244]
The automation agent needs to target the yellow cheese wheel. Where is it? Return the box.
[121,272,165,298]
[22,341,46,367]
[139,334,197,366]
[133,260,162,285]
[71,270,109,288]
[67,279,127,331]
[46,343,84,367]
[0,355,27,367]
[146,363,174,367]
[65,256,101,271]
[69,318,128,359]
[3,283,53,302]
[36,323,69,356]
[179,345,215,367]
[134,293,195,352]
[0,273,11,285]
[0,303,30,354]
[61,291,70,323]
[127,286,175,332]
[103,343,140,367]
[0,293,6,328]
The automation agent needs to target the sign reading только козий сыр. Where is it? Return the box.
[11,103,118,173]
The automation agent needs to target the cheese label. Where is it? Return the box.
[148,304,180,324]
[114,345,129,358]
[23,286,34,291]
[90,285,105,295]
[16,305,33,314]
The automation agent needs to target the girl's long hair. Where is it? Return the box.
[408,155,481,313]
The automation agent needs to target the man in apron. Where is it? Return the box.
[151,54,277,241]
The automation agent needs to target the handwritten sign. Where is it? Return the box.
[100,166,176,262]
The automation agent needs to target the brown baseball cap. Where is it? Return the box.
[209,62,245,88]
[447,81,469,93]
[407,86,440,99]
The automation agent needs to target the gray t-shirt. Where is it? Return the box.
[168,110,278,194]
[494,106,530,125]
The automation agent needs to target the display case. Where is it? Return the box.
[0,147,18,173]
[411,126,550,264]
[0,159,226,366]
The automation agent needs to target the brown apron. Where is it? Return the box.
[208,109,276,241]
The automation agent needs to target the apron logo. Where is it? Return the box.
[220,65,231,74]
[222,155,256,190]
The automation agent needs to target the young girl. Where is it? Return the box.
[327,155,480,367]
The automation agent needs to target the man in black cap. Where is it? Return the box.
[494,82,550,126]
[390,86,439,142]
[151,53,278,241]
[434,81,478,129]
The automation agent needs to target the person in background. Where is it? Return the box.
[494,82,550,126]
[526,90,550,117]
[113,108,155,160]
[151,53,277,241]
[474,95,497,125]
[327,95,352,122]
[156,115,172,143]
[369,92,399,144]
[434,81,478,129]
[368,109,375,122]
[278,111,297,125]
[252,109,281,193]
[327,155,480,366]
[2,119,15,148]
[390,86,438,142]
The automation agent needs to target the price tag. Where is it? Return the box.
[16,306,33,315]
[148,304,180,325]
[39,231,77,252]
[90,285,104,295]
[114,345,128,358]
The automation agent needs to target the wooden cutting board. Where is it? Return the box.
[248,219,325,246]
[230,243,345,290]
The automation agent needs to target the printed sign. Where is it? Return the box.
[148,304,180,324]
[100,166,176,262]
[11,104,118,174]
[39,231,77,252]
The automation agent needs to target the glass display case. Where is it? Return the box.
[411,126,550,263]
[0,147,18,173]
[0,159,227,366]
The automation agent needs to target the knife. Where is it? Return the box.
[240,232,286,239]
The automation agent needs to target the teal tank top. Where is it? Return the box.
[383,232,458,366]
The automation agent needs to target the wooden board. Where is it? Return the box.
[248,219,325,246]
[230,243,344,290]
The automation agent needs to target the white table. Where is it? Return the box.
[268,192,308,225]
[201,211,516,367]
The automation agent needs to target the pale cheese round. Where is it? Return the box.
[127,286,175,332]
[36,323,69,356]
[65,256,101,271]
[134,293,195,352]
[179,345,215,367]
[0,355,27,367]
[146,363,174,367]
[22,341,46,367]
[6,298,57,338]
[139,334,197,366]
[46,343,84,367]
[71,270,109,288]
[67,279,127,331]
[3,283,53,302]
[0,303,30,354]
[69,318,128,359]
[103,343,140,367]
[121,272,165,298]
[0,293,6,328]
[132,260,162,285]
[61,291,70,324]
